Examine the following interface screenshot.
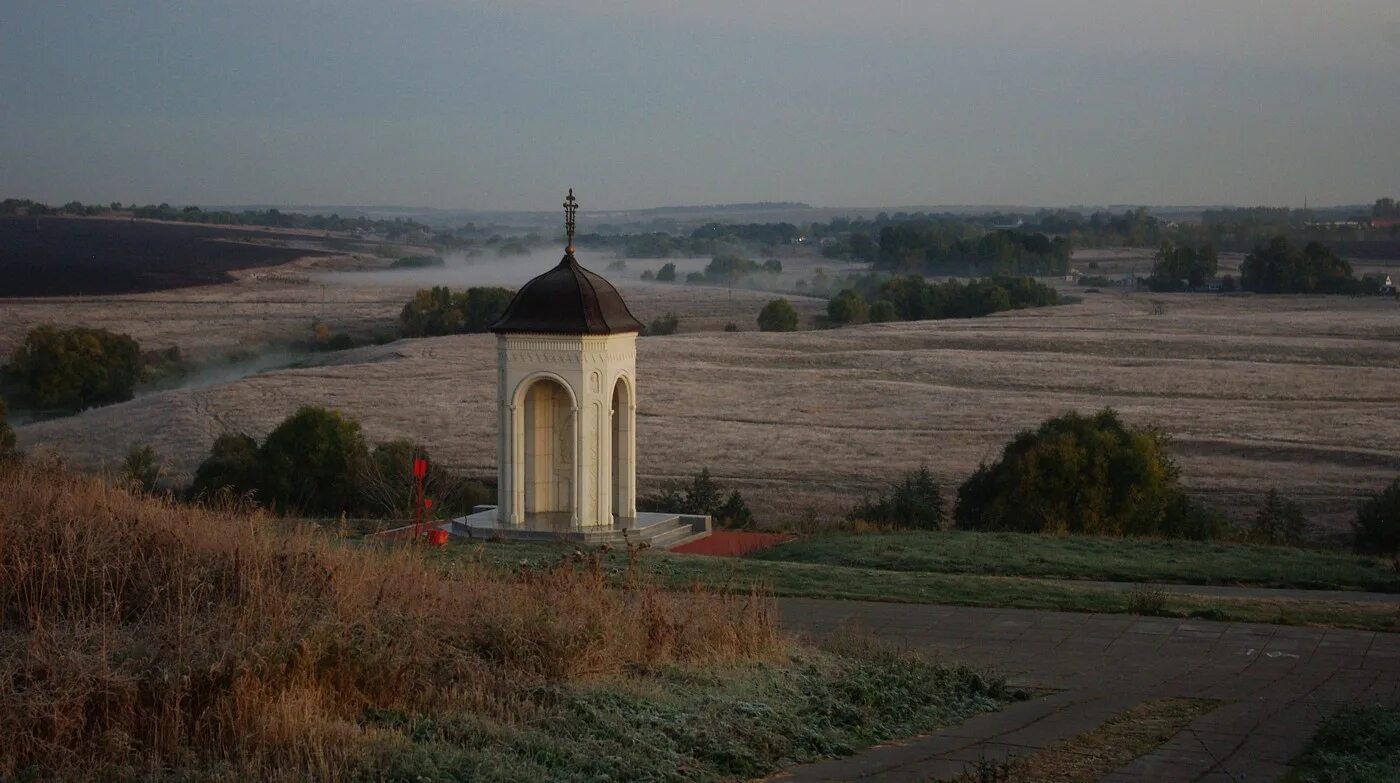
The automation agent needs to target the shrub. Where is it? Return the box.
[1251,489,1308,545]
[0,397,14,456]
[757,298,800,332]
[358,440,493,518]
[648,312,680,336]
[8,325,142,409]
[641,467,754,528]
[640,269,656,281]
[827,288,870,325]
[190,433,262,501]
[120,444,161,493]
[1354,478,1400,556]
[869,299,898,323]
[954,409,1205,538]
[258,406,369,515]
[850,465,946,529]
[724,322,739,332]
[655,262,677,282]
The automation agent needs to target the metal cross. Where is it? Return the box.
[563,188,578,253]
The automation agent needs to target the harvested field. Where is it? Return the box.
[14,289,1400,540]
[0,256,827,362]
[0,216,346,296]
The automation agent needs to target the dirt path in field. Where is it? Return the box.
[773,598,1400,782]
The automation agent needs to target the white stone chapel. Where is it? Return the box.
[454,190,707,546]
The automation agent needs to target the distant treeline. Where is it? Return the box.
[1,198,430,238]
[580,198,1400,270]
[875,225,1072,276]
[577,221,801,258]
[1145,236,1394,295]
[828,275,1060,325]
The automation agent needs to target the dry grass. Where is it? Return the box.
[0,460,781,781]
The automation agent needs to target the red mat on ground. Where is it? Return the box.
[670,530,795,557]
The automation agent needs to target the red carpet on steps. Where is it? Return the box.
[670,530,795,557]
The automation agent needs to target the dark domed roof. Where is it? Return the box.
[489,253,644,335]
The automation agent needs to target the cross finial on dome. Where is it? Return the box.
[563,188,578,254]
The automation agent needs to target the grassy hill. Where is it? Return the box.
[0,462,1008,781]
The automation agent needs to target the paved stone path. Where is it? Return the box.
[773,599,1400,782]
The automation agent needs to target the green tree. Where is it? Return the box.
[399,286,514,337]
[715,490,753,529]
[1251,489,1307,545]
[757,298,800,332]
[953,409,1206,538]
[655,262,677,282]
[850,465,945,529]
[258,406,369,514]
[1353,478,1400,557]
[9,326,142,409]
[868,299,898,323]
[190,433,263,500]
[827,289,870,326]
[1240,237,1355,294]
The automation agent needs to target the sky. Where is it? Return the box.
[1,0,1398,211]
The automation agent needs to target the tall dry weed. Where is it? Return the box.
[0,460,782,780]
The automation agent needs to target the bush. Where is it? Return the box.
[399,285,514,337]
[869,299,898,323]
[648,312,680,336]
[724,322,739,332]
[1251,489,1308,545]
[8,325,142,409]
[757,298,800,332]
[120,445,161,493]
[827,288,870,325]
[655,262,677,282]
[358,440,493,519]
[190,433,263,501]
[953,409,1207,539]
[0,397,14,456]
[258,406,369,515]
[850,465,945,529]
[1354,478,1400,556]
[641,467,754,528]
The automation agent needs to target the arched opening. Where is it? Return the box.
[611,377,633,521]
[522,377,574,518]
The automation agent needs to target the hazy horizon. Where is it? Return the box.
[3,1,1398,211]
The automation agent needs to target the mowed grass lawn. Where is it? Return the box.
[749,530,1400,593]
[448,539,1400,634]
